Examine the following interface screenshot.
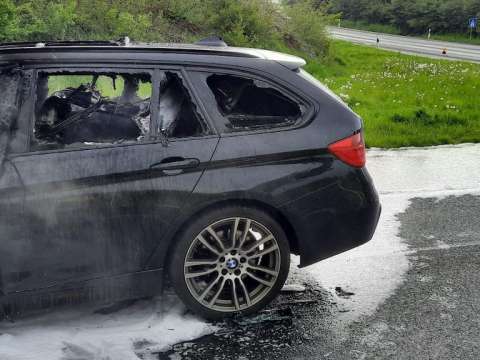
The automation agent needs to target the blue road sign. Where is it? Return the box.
[469,17,478,29]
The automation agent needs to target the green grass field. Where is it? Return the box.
[305,40,480,148]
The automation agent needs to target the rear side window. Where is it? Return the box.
[205,74,304,132]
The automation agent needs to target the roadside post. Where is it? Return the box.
[469,17,478,40]
[428,28,431,40]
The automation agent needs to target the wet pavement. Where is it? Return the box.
[156,194,480,360]
[155,269,340,360]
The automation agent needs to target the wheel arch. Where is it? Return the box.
[160,198,300,281]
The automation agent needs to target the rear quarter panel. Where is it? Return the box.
[190,128,379,267]
[178,64,378,267]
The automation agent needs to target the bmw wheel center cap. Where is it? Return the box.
[226,258,238,269]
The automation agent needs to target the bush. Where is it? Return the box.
[201,0,279,48]
[0,0,16,41]
[283,0,331,57]
[0,0,331,58]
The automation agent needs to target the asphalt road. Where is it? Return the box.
[328,26,480,63]
[157,195,480,360]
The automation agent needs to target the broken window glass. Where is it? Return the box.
[32,71,152,151]
[206,74,303,132]
[158,72,206,138]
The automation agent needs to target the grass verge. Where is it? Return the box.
[305,40,480,148]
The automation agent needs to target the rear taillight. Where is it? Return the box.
[328,132,366,168]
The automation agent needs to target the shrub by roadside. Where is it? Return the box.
[0,0,331,57]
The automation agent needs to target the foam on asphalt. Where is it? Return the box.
[306,143,480,323]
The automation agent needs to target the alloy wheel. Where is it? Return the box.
[184,217,281,312]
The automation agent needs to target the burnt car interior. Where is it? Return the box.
[206,74,303,131]
[33,71,152,151]
[32,70,206,151]
[158,72,205,138]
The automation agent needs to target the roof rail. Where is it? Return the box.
[0,36,224,49]
[0,40,121,49]
[195,36,228,47]
[0,38,306,70]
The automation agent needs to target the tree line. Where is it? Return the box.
[325,0,480,35]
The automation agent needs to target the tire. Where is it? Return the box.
[168,206,290,320]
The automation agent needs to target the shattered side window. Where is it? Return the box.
[158,72,207,138]
[206,74,303,132]
[31,71,152,151]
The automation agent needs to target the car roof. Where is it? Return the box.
[0,39,306,70]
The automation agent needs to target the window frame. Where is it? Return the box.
[186,66,317,137]
[13,64,215,156]
[0,68,26,154]
[28,65,157,154]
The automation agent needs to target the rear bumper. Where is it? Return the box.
[299,194,381,268]
[282,166,381,268]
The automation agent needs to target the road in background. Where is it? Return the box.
[328,26,480,63]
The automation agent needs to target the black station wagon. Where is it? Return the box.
[0,38,380,319]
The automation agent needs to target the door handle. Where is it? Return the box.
[150,157,200,173]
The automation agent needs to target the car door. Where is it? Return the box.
[5,66,218,293]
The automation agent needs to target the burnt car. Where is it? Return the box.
[0,38,380,320]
